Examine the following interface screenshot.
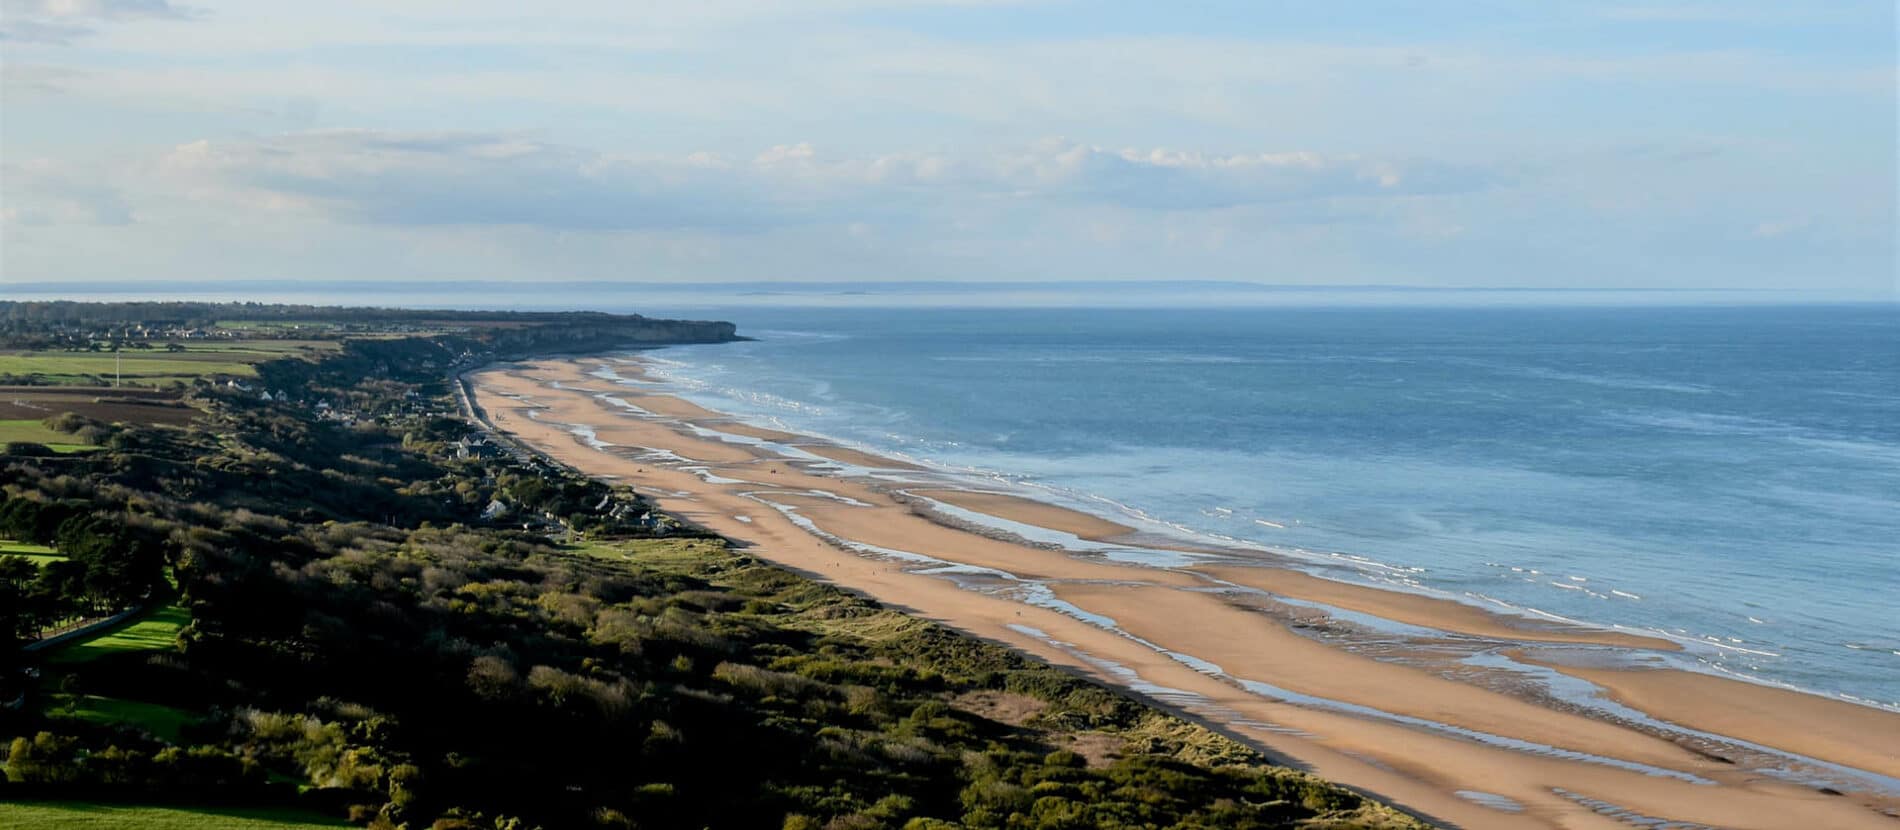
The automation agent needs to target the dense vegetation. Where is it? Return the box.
[0,304,1423,829]
[0,302,737,354]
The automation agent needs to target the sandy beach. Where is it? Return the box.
[469,355,1900,829]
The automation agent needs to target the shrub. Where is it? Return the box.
[714,661,828,700]
[6,732,83,783]
[1043,750,1085,769]
[959,777,1032,816]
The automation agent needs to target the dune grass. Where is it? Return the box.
[0,802,344,829]
[564,537,727,564]
[45,605,190,665]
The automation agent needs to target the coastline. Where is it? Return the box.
[469,354,1900,829]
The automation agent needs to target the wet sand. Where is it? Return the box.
[469,356,1900,829]
[794,444,932,471]
[1199,565,1679,651]
[904,488,1138,541]
[1523,656,1900,780]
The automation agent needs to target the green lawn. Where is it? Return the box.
[0,539,64,567]
[35,606,197,738]
[45,605,190,665]
[1,538,59,555]
[47,694,198,742]
[0,419,92,453]
[0,802,344,829]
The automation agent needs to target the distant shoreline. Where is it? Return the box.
[468,351,1900,829]
[9,282,1888,312]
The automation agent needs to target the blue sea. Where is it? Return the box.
[623,304,1900,708]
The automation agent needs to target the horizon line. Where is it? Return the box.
[0,279,1827,294]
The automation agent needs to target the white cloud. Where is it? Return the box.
[0,0,193,42]
[4,0,189,19]
[1,1,1889,292]
[150,130,1492,233]
[0,159,136,226]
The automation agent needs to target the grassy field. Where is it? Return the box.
[46,694,198,742]
[45,605,190,665]
[0,352,258,382]
[36,606,197,738]
[1,538,59,555]
[0,419,93,452]
[0,802,344,829]
[0,341,337,387]
[1,538,64,566]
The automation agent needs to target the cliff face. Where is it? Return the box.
[481,317,740,357]
[604,318,740,343]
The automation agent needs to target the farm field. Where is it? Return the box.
[0,802,345,829]
[2,387,201,428]
[214,320,350,335]
[0,340,337,387]
[0,352,258,382]
[182,339,342,355]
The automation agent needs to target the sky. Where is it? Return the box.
[1,1,1895,297]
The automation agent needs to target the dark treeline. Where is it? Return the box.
[0,301,739,350]
[0,300,721,327]
[0,500,168,640]
[0,306,1422,830]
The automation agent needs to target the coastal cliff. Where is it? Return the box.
[481,315,741,355]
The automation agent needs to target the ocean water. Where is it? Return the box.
[621,304,1900,707]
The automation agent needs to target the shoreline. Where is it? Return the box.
[630,354,1900,705]
[469,354,1900,829]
